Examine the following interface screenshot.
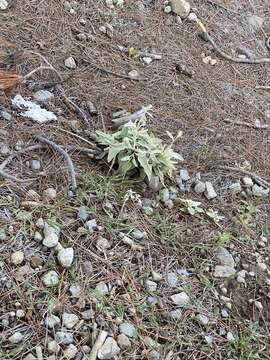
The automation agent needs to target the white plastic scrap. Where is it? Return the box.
[12,95,57,123]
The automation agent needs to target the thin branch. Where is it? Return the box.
[35,135,77,191]
[88,330,108,360]
[203,0,240,15]
[224,118,269,129]
[214,165,270,189]
[27,51,63,81]
[255,86,270,90]
[112,105,152,129]
[195,19,270,64]
[23,66,55,80]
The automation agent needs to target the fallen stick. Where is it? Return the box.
[112,105,152,129]
[255,86,270,91]
[35,135,77,191]
[0,145,42,183]
[195,19,270,64]
[224,118,269,129]
[88,330,108,360]
[214,165,270,189]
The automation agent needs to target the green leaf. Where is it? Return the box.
[107,143,126,162]
[137,150,152,180]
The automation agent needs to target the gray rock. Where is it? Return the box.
[148,350,160,360]
[82,345,91,353]
[214,246,235,267]
[214,265,236,278]
[170,292,190,306]
[34,90,54,102]
[77,33,87,41]
[151,271,162,282]
[23,354,36,360]
[96,236,111,251]
[78,206,90,221]
[145,280,157,292]
[170,0,190,18]
[69,284,82,297]
[85,219,97,232]
[0,110,12,120]
[196,314,209,326]
[204,181,217,199]
[164,199,174,209]
[179,169,190,181]
[11,251,24,265]
[252,184,269,197]
[65,56,77,69]
[131,229,146,240]
[81,309,94,320]
[221,309,229,318]
[227,331,235,342]
[169,308,182,320]
[0,0,8,10]
[148,176,160,192]
[0,144,10,155]
[45,314,61,328]
[36,218,45,229]
[194,181,206,194]
[95,281,109,296]
[55,331,74,345]
[247,15,264,32]
[117,334,131,349]
[229,182,241,193]
[98,337,120,359]
[43,222,59,248]
[47,340,60,354]
[242,177,253,187]
[63,344,78,359]
[9,332,23,343]
[42,270,59,286]
[128,69,140,79]
[81,260,94,275]
[62,312,79,329]
[35,346,42,360]
[86,101,98,115]
[264,109,270,121]
[159,188,170,202]
[142,206,154,216]
[166,272,178,287]
[164,5,172,13]
[16,309,25,318]
[64,1,72,11]
[31,159,41,171]
[57,248,74,268]
[119,322,137,338]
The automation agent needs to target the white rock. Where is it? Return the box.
[117,334,131,349]
[196,314,209,325]
[254,300,263,311]
[214,265,236,278]
[179,169,190,181]
[36,218,45,229]
[85,219,97,232]
[95,281,109,295]
[0,110,12,120]
[35,345,42,360]
[164,5,172,13]
[143,57,152,65]
[166,272,178,287]
[257,262,267,271]
[221,309,229,318]
[34,90,54,102]
[57,247,74,268]
[205,181,217,199]
[145,280,157,292]
[69,284,82,297]
[252,184,269,197]
[169,308,182,320]
[47,340,60,354]
[9,332,24,343]
[131,229,146,240]
[170,0,190,18]
[229,182,242,193]
[43,223,59,248]
[11,251,24,265]
[188,12,197,21]
[62,312,79,329]
[45,314,61,328]
[194,181,206,194]
[65,56,77,69]
[82,345,91,353]
[63,344,78,359]
[226,331,235,342]
[128,69,140,79]
[160,188,170,202]
[119,322,137,337]
[42,270,59,286]
[170,292,190,306]
[55,331,74,345]
[242,177,253,187]
[97,236,111,251]
[31,159,41,171]
[98,337,120,359]
[12,95,57,123]
[0,0,8,10]
[16,309,25,318]
[151,271,162,282]
[204,335,213,347]
[214,246,235,267]
[43,187,57,201]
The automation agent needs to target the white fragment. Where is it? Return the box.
[65,56,77,69]
[57,247,74,268]
[170,292,190,306]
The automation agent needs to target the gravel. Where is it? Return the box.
[119,322,137,337]
[11,250,24,265]
[98,337,120,359]
[43,222,59,248]
[42,270,59,286]
[170,292,190,306]
[8,331,24,343]
[117,334,131,349]
[65,56,77,69]
[62,312,79,329]
[63,344,78,359]
[204,181,217,200]
[57,247,74,268]
[55,331,74,345]
[34,90,54,102]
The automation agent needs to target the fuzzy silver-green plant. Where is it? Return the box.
[96,116,183,182]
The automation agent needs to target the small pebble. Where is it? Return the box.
[119,322,137,338]
[11,251,24,265]
[62,312,79,329]
[42,271,59,286]
[170,292,190,307]
[9,332,24,343]
[65,56,77,69]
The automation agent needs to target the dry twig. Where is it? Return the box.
[224,118,269,129]
[112,105,152,129]
[88,330,108,360]
[35,135,77,191]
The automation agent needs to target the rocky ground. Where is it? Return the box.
[0,0,270,359]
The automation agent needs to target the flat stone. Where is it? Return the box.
[42,270,59,286]
[170,292,190,306]
[196,314,209,325]
[229,182,242,193]
[95,281,109,296]
[214,246,235,267]
[65,56,77,69]
[214,265,236,278]
[252,184,269,197]
[9,332,24,343]
[170,0,191,18]
[55,331,74,345]
[242,177,253,187]
[78,206,90,221]
[34,90,54,102]
[96,236,111,251]
[47,340,60,354]
[117,334,131,349]
[169,308,182,320]
[204,181,217,199]
[0,0,8,10]
[145,280,157,292]
[11,251,24,265]
[98,337,120,359]
[119,322,137,338]
[57,247,74,268]
[194,181,206,194]
[63,344,78,359]
[62,312,79,329]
